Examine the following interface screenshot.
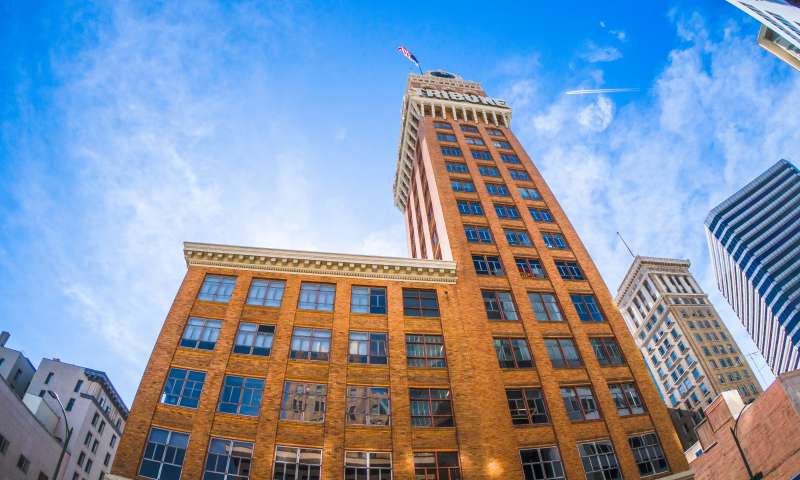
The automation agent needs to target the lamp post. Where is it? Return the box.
[730,401,763,480]
[48,390,72,480]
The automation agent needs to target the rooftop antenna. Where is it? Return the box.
[745,351,769,388]
[616,232,636,259]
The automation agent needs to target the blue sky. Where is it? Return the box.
[1,1,798,404]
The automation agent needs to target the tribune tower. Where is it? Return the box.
[110,72,692,480]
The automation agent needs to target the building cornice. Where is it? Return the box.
[616,256,691,305]
[184,242,458,284]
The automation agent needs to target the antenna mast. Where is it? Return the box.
[616,232,636,258]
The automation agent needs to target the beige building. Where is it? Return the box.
[615,257,761,417]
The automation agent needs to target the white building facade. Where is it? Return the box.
[726,0,800,70]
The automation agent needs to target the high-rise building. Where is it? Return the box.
[725,0,800,71]
[615,257,762,447]
[705,159,800,375]
[110,71,692,480]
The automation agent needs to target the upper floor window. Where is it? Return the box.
[346,452,392,479]
[410,388,453,427]
[516,258,545,279]
[471,150,492,161]
[629,433,669,476]
[519,187,541,200]
[571,294,605,322]
[434,122,452,130]
[544,338,582,368]
[472,254,503,276]
[180,317,222,350]
[465,136,485,146]
[290,328,331,361]
[528,292,563,322]
[457,200,483,215]
[346,386,390,426]
[233,323,274,356]
[161,368,205,409]
[437,133,457,142]
[441,146,462,157]
[138,428,188,480]
[451,179,476,193]
[246,279,285,307]
[280,382,327,423]
[493,140,512,149]
[273,446,321,480]
[482,290,519,320]
[486,183,510,196]
[494,337,533,368]
[507,388,548,425]
[406,334,446,368]
[494,204,521,219]
[403,288,440,317]
[298,283,335,311]
[414,452,461,479]
[529,208,554,223]
[460,124,478,133]
[485,128,503,137]
[218,376,264,416]
[578,441,620,479]
[198,275,236,303]
[479,165,500,177]
[561,386,600,421]
[555,260,584,280]
[348,332,387,365]
[500,153,521,164]
[464,224,493,243]
[509,169,530,181]
[445,162,469,174]
[505,229,533,247]
[520,447,564,480]
[591,338,625,366]
[609,383,645,416]
[203,438,253,480]
[541,232,568,249]
[351,286,387,314]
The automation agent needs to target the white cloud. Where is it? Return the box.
[576,95,614,132]
[581,42,623,63]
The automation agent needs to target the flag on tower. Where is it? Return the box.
[397,46,422,73]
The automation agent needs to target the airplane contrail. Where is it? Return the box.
[564,88,639,95]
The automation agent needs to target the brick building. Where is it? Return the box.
[110,71,693,479]
[690,370,800,480]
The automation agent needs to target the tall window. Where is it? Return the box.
[345,451,392,480]
[591,338,625,366]
[501,153,521,164]
[440,147,462,157]
[541,232,568,249]
[273,446,321,480]
[289,328,331,361]
[348,332,387,364]
[472,255,503,276]
[577,440,621,480]
[505,229,533,247]
[446,162,469,174]
[217,376,263,416]
[245,279,285,307]
[486,183,510,196]
[460,124,478,133]
[161,368,205,408]
[203,438,253,480]
[451,180,476,192]
[413,452,460,480]
[494,203,521,219]
[482,290,518,320]
[506,388,548,424]
[528,293,563,322]
[516,258,545,279]
[628,432,669,476]
[346,386,390,426]
[298,283,335,311]
[571,294,605,322]
[437,133,457,142]
[464,224,493,243]
[560,386,600,421]
[519,187,541,200]
[410,388,453,427]
[280,382,327,422]
[233,323,274,356]
[609,383,645,416]
[138,428,189,480]
[479,165,500,177]
[351,286,387,314]
[544,338,581,368]
[494,338,533,368]
[555,260,584,280]
[198,275,236,303]
[456,200,483,215]
[180,318,222,350]
[406,335,446,368]
[471,150,492,160]
[509,169,530,181]
[403,289,440,317]
[529,208,554,223]
[520,447,565,480]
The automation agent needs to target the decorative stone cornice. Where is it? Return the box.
[615,255,691,304]
[184,242,458,284]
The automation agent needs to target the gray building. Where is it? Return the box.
[705,159,800,375]
[0,331,36,399]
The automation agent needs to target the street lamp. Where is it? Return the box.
[47,390,72,480]
[730,401,763,480]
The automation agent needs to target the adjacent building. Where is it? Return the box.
[726,0,800,71]
[0,331,36,399]
[705,159,800,375]
[615,257,761,445]
[110,71,692,480]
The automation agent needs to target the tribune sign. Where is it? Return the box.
[411,88,508,108]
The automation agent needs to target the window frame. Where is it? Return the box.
[245,278,286,307]
[472,254,504,276]
[413,452,461,480]
[350,286,387,314]
[464,224,493,243]
[555,260,584,281]
[516,257,546,279]
[544,338,582,368]
[348,331,388,365]
[289,327,332,361]
[482,290,519,321]
[197,274,236,303]
[541,232,568,249]
[519,446,566,480]
[628,432,669,476]
[233,323,275,356]
[345,385,391,426]
[161,368,206,409]
[494,337,534,369]
[344,451,392,480]
[402,288,440,317]
[577,440,621,480]
[297,282,336,312]
[609,383,646,416]
[280,381,328,423]
[180,317,223,350]
[560,386,601,422]
[137,427,189,480]
[217,375,264,416]
[591,337,625,366]
[506,388,549,425]
[406,334,447,368]
[273,446,322,480]
[505,229,533,247]
[409,388,454,427]
[202,437,254,480]
[571,294,605,322]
